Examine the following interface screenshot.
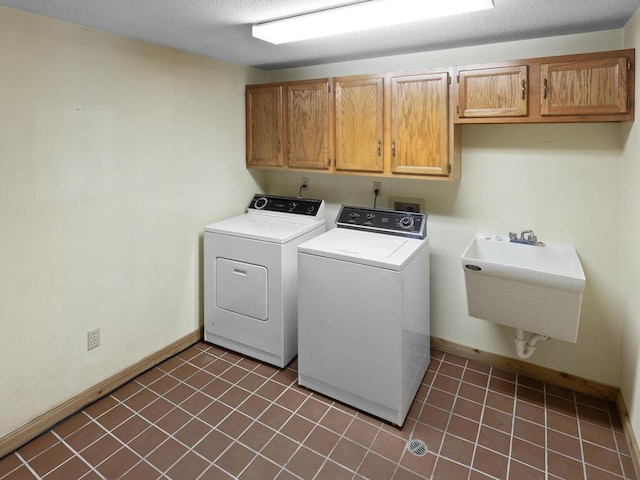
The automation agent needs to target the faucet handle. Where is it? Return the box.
[521,231,537,244]
[508,232,517,241]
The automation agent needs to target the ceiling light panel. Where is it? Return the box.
[252,0,495,44]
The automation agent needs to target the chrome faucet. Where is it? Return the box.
[509,230,538,245]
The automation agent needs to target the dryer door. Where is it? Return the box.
[216,258,268,321]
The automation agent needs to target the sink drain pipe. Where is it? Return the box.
[514,329,549,359]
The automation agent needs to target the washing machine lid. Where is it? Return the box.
[205,213,325,243]
[298,228,428,270]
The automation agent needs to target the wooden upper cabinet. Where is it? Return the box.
[245,48,633,178]
[334,76,384,173]
[458,65,528,118]
[455,49,634,123]
[390,72,451,176]
[246,85,282,167]
[540,55,630,116]
[285,80,332,170]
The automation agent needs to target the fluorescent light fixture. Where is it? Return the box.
[253,0,494,45]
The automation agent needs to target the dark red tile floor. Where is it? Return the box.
[1,342,636,479]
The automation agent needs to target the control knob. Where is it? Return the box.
[399,216,414,229]
[254,197,268,209]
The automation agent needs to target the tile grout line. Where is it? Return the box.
[544,380,549,480]
[315,407,358,479]
[307,398,356,480]
[57,408,144,478]
[609,401,630,479]
[574,388,588,480]
[430,354,465,477]
[348,415,385,479]
[467,358,491,480]
[48,430,109,480]
[506,366,519,480]
[449,357,501,478]
[13,451,41,480]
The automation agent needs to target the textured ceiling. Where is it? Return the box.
[1,0,639,70]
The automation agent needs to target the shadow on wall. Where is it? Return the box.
[261,122,625,221]
[462,123,626,153]
[263,170,461,220]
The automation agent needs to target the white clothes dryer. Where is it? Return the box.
[297,205,430,426]
[204,194,325,367]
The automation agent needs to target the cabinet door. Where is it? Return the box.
[540,56,629,116]
[286,81,331,170]
[458,65,528,117]
[391,73,450,176]
[335,77,384,172]
[246,85,282,167]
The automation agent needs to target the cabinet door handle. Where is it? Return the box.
[287,142,291,155]
[521,80,526,100]
[391,140,396,158]
[543,79,548,100]
[277,139,281,154]
[377,140,382,157]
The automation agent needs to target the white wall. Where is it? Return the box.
[0,7,267,438]
[622,8,640,446]
[266,30,628,387]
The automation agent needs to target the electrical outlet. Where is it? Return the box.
[87,328,100,351]
[301,177,309,190]
[373,181,382,195]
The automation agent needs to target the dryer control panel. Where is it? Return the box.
[336,205,427,239]
[248,194,324,217]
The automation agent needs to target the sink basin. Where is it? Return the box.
[462,234,586,342]
[463,235,586,290]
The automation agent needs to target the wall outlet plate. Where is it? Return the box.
[87,328,100,351]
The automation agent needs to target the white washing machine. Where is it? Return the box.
[297,205,430,426]
[204,194,325,367]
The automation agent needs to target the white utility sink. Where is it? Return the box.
[462,234,586,343]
